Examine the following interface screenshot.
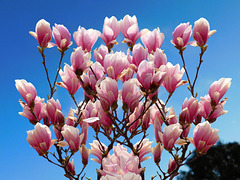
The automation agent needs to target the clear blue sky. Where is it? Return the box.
[1,0,240,179]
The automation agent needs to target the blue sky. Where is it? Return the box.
[1,0,240,179]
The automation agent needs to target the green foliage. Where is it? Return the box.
[178,142,240,180]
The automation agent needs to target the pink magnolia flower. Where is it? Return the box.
[120,15,147,45]
[142,108,151,131]
[90,140,108,164]
[73,26,100,52]
[79,144,91,165]
[100,144,143,177]
[100,172,141,180]
[27,123,53,156]
[152,142,164,164]
[19,97,45,124]
[171,22,192,49]
[45,98,64,126]
[141,27,164,54]
[82,101,98,128]
[131,43,148,68]
[148,48,167,68]
[158,123,183,150]
[70,46,92,75]
[134,139,152,162]
[52,24,72,51]
[160,62,187,93]
[100,16,120,47]
[66,159,76,176]
[96,77,118,111]
[80,121,88,145]
[179,96,199,124]
[29,19,52,48]
[128,102,144,132]
[95,100,113,129]
[66,108,77,126]
[119,68,134,82]
[191,121,219,154]
[57,64,80,95]
[208,78,231,106]
[94,45,109,66]
[121,79,141,112]
[104,51,129,80]
[199,95,227,123]
[15,79,37,107]
[137,60,154,90]
[151,105,164,142]
[137,60,166,91]
[167,158,177,174]
[61,124,84,153]
[88,62,105,91]
[193,18,216,47]
[167,107,178,124]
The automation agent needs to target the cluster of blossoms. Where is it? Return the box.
[16,15,231,180]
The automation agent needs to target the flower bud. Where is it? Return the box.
[29,19,52,48]
[193,18,216,47]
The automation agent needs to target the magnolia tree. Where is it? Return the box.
[16,15,231,180]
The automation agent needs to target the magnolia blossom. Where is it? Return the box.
[152,143,164,164]
[199,95,227,123]
[88,62,105,91]
[79,144,91,165]
[52,24,72,50]
[121,79,141,112]
[104,52,129,80]
[208,78,231,105]
[27,123,53,155]
[171,22,192,49]
[141,27,164,54]
[99,144,143,177]
[66,108,77,126]
[90,140,108,164]
[100,172,141,180]
[131,43,148,68]
[19,97,45,124]
[29,19,52,48]
[134,139,152,162]
[191,121,219,154]
[119,68,134,82]
[61,125,84,152]
[167,107,178,124]
[80,121,88,145]
[96,77,118,110]
[193,18,216,46]
[128,102,144,132]
[71,46,92,75]
[95,100,113,128]
[45,98,64,125]
[158,123,183,150]
[148,48,167,69]
[100,16,120,47]
[179,96,199,124]
[160,62,187,93]
[142,108,151,131]
[137,60,166,91]
[66,159,76,176]
[15,79,37,107]
[120,15,146,45]
[57,64,80,95]
[94,45,109,66]
[73,26,100,52]
[167,158,177,174]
